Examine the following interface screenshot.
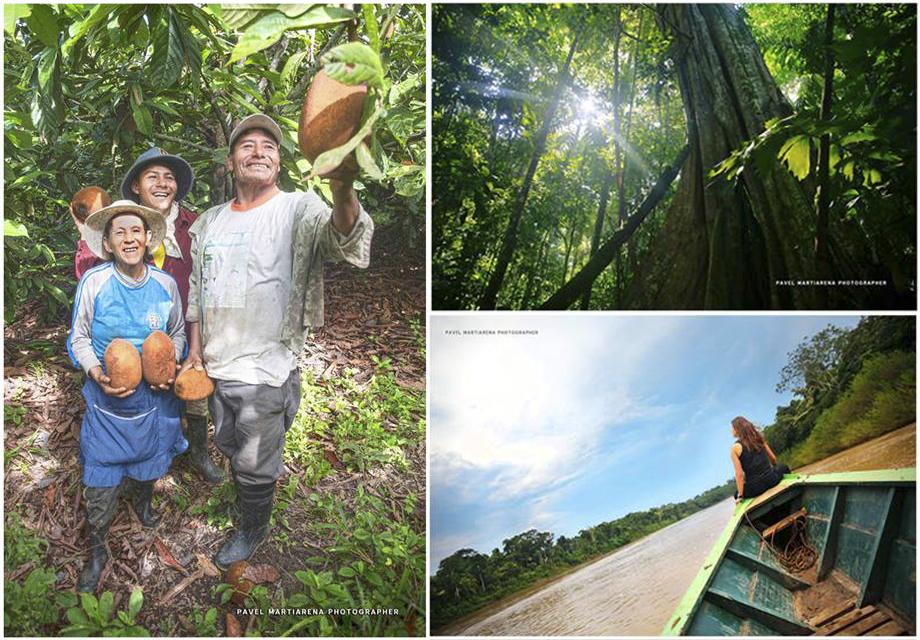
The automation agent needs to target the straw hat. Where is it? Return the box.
[83,200,166,260]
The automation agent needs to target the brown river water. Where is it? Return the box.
[453,499,735,636]
[447,424,916,636]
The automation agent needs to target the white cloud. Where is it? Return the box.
[431,316,682,501]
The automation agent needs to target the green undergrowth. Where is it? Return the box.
[4,511,78,636]
[224,358,426,636]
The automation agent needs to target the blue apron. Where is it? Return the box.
[80,378,188,488]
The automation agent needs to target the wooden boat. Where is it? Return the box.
[664,468,915,636]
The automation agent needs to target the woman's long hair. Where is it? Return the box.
[732,416,766,453]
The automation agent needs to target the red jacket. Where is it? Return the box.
[75,206,197,316]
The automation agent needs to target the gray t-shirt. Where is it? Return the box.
[188,189,373,386]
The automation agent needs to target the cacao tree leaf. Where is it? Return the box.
[229,7,354,64]
[26,4,59,48]
[322,42,383,87]
[356,142,384,180]
[4,220,29,237]
[4,4,31,35]
[362,4,380,53]
[150,9,185,87]
[310,104,383,177]
[132,102,154,136]
[281,49,309,89]
[37,47,58,92]
[62,4,112,55]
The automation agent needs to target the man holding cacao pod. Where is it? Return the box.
[67,200,189,592]
[180,114,373,569]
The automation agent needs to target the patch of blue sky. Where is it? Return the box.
[430,315,862,570]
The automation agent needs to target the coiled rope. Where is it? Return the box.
[745,512,817,573]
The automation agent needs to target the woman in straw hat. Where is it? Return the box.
[66,200,188,592]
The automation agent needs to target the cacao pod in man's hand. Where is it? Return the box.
[299,69,367,177]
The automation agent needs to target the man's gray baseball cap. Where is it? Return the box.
[228,114,283,150]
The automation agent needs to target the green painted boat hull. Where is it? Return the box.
[664,468,916,636]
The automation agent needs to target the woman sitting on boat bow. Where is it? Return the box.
[730,416,790,502]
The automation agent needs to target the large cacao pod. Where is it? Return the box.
[70,186,112,223]
[298,69,367,173]
[141,330,176,386]
[104,339,142,390]
[175,367,215,401]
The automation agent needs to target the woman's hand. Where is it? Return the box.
[89,365,134,398]
[149,369,176,392]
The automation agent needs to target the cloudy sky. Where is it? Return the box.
[430,314,862,569]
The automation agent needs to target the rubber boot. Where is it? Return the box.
[130,480,162,529]
[214,480,275,570]
[186,414,225,484]
[78,486,120,592]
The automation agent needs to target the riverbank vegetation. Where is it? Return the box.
[430,481,733,630]
[431,315,916,630]
[433,3,915,310]
[765,315,915,467]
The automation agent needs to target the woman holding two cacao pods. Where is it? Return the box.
[66,199,189,592]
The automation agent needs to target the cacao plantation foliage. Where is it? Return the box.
[4,3,425,324]
[432,4,916,310]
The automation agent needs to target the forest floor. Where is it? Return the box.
[4,225,426,637]
[437,423,917,636]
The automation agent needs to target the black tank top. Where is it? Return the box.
[737,441,773,486]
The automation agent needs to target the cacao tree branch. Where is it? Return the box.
[286,25,347,100]
[539,144,690,310]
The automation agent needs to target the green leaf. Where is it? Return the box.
[26,4,59,47]
[127,587,144,620]
[310,104,383,177]
[37,47,58,92]
[338,566,357,578]
[132,103,154,136]
[150,9,185,87]
[60,624,99,636]
[778,134,811,180]
[229,6,354,64]
[322,42,384,87]
[62,5,112,55]
[4,4,31,34]
[98,591,114,623]
[841,160,856,181]
[840,129,877,146]
[65,607,89,625]
[355,142,384,181]
[80,592,100,624]
[388,73,423,106]
[4,219,29,237]
[362,5,380,53]
[281,49,310,90]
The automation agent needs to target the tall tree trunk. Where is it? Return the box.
[622,13,645,275]
[814,4,836,307]
[627,5,866,310]
[478,28,580,310]
[541,145,689,309]
[580,173,615,309]
[581,8,622,310]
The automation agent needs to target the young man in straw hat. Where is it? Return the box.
[67,200,188,591]
[180,114,373,569]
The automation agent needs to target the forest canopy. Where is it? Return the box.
[432,3,916,310]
